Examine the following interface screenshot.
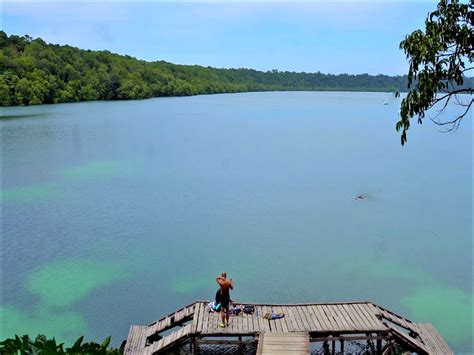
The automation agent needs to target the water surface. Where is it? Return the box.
[1,92,472,352]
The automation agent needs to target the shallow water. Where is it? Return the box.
[1,92,472,352]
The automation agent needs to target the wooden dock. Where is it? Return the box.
[124,300,453,354]
[256,332,310,354]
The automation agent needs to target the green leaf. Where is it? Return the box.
[100,336,111,349]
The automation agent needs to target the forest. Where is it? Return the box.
[1,31,470,107]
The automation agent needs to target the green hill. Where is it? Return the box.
[0,31,442,106]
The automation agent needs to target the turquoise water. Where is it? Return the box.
[1,92,472,352]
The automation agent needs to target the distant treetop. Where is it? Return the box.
[0,31,414,107]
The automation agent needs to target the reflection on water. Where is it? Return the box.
[1,93,472,352]
[0,113,49,120]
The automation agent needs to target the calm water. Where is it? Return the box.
[1,92,472,352]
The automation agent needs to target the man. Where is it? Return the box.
[216,272,233,328]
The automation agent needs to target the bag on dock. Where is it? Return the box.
[243,305,255,314]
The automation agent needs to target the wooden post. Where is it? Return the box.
[376,337,382,355]
[331,339,335,355]
[323,340,330,355]
[340,339,344,354]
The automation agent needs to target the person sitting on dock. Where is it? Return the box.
[216,272,233,328]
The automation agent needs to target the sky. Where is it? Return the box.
[1,1,439,75]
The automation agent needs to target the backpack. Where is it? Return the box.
[243,305,255,314]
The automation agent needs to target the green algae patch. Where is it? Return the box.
[0,306,87,343]
[401,285,473,346]
[58,160,128,181]
[1,184,57,204]
[26,258,128,308]
[336,250,428,283]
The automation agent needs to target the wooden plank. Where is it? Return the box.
[201,305,209,334]
[131,325,140,353]
[288,306,303,332]
[354,303,379,330]
[124,325,137,354]
[302,305,316,330]
[184,304,192,317]
[387,325,427,354]
[282,306,294,332]
[340,304,360,331]
[256,332,265,355]
[378,307,413,331]
[231,312,239,333]
[202,306,211,334]
[322,305,342,331]
[368,304,396,330]
[241,312,247,332]
[319,305,337,331]
[241,311,248,333]
[287,306,304,332]
[241,311,247,332]
[427,324,453,354]
[311,305,331,331]
[349,304,373,330]
[305,305,319,330]
[194,302,204,333]
[416,323,453,354]
[131,326,146,353]
[332,304,352,331]
[275,306,287,332]
[259,332,309,354]
[137,326,147,350]
[230,311,238,333]
[256,306,265,332]
[308,305,324,331]
[342,304,366,331]
[272,309,283,333]
[360,303,382,329]
[149,338,164,354]
[297,306,314,331]
[329,305,348,331]
[190,302,200,333]
[253,312,260,333]
[290,306,303,331]
[296,306,311,332]
[150,323,192,354]
[416,323,441,354]
[183,323,192,336]
[298,305,314,331]
[201,304,209,333]
[262,306,271,332]
[179,308,187,321]
[247,313,255,333]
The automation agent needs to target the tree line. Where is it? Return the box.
[0,31,471,107]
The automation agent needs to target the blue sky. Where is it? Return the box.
[2,1,438,75]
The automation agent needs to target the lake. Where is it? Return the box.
[1,92,472,352]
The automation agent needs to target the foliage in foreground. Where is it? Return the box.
[0,334,122,354]
[0,31,413,107]
[397,0,473,145]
